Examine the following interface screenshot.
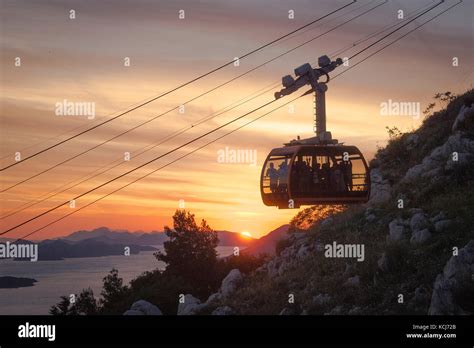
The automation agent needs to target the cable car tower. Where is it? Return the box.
[275,55,342,145]
[261,55,370,209]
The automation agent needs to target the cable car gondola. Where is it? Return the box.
[260,55,370,209]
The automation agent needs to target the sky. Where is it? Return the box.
[0,0,472,239]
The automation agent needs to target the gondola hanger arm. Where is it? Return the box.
[274,55,342,99]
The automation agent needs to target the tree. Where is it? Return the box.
[434,91,457,105]
[155,210,219,298]
[99,268,129,313]
[49,296,72,315]
[386,126,403,140]
[50,288,98,315]
[75,288,98,315]
[423,91,458,116]
[129,270,192,315]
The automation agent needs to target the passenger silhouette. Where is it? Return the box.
[300,160,311,193]
[313,162,321,185]
[265,162,279,193]
[330,162,345,192]
[341,159,353,191]
[321,162,330,190]
[278,161,288,192]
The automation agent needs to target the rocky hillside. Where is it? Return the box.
[153,91,474,315]
[123,89,473,316]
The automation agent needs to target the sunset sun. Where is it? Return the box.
[240,231,252,238]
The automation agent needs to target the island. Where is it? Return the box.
[0,276,38,289]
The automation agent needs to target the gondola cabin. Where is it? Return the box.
[260,144,370,209]
[261,55,371,208]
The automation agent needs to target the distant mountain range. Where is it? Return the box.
[63,226,256,247]
[2,225,290,261]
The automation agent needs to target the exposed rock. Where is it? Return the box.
[388,218,407,242]
[177,294,204,315]
[183,270,244,314]
[279,307,297,315]
[377,253,390,272]
[278,259,294,276]
[410,229,432,245]
[431,211,447,223]
[429,240,474,315]
[364,208,377,223]
[365,214,377,223]
[348,306,362,315]
[409,208,424,215]
[368,168,391,205]
[402,132,474,184]
[313,293,332,306]
[211,306,234,315]
[220,269,243,298]
[266,259,280,278]
[405,133,419,151]
[292,232,307,241]
[410,212,430,233]
[324,305,343,315]
[402,163,424,183]
[314,243,324,252]
[445,152,474,170]
[204,292,221,306]
[452,104,474,132]
[124,300,162,315]
[344,275,360,287]
[293,235,308,249]
[297,244,311,259]
[123,309,143,315]
[434,220,453,233]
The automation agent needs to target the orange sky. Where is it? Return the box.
[1,0,472,239]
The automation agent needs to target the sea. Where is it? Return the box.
[0,246,236,315]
